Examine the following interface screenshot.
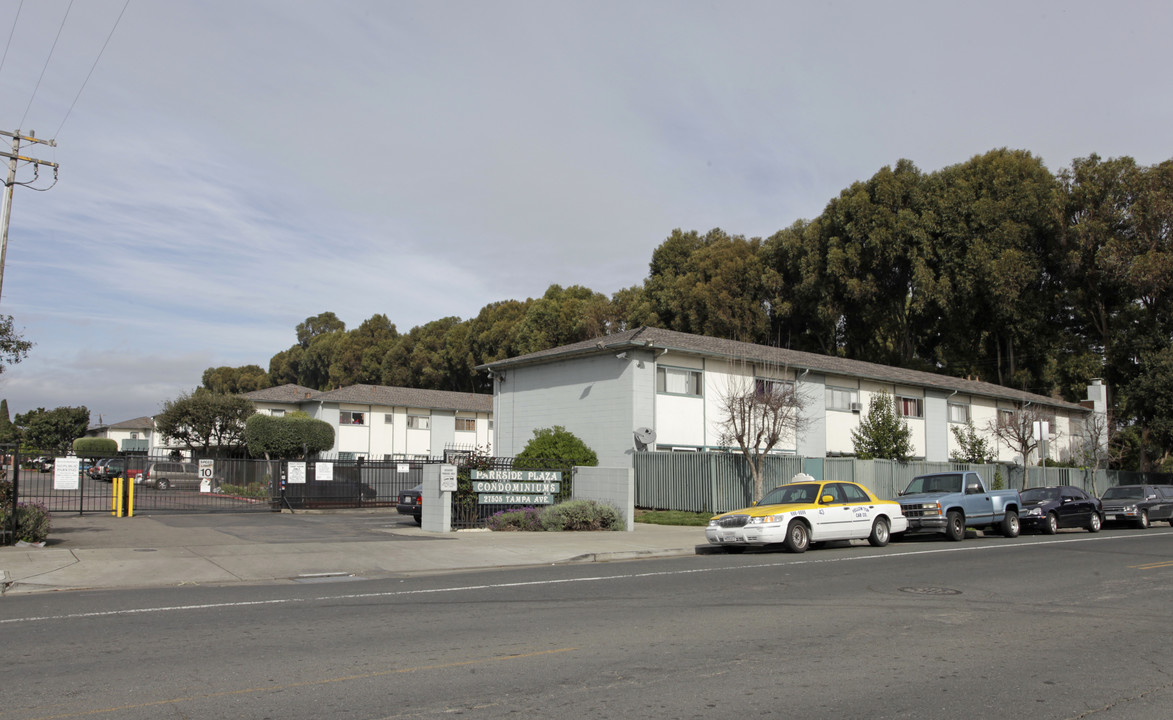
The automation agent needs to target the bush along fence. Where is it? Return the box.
[634,452,1173,514]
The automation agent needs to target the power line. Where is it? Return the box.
[18,0,74,130]
[55,0,131,138]
[0,0,25,79]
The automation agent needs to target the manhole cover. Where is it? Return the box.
[899,586,962,595]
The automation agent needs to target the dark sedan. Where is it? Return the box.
[1019,485,1102,534]
[1100,484,1173,528]
[397,484,422,525]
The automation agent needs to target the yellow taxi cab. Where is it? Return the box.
[705,479,908,553]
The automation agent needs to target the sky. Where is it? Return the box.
[0,0,1170,426]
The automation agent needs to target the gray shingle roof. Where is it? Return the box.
[241,384,320,403]
[478,326,1086,412]
[310,384,492,413]
[107,416,156,429]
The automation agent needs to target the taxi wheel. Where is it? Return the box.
[868,517,890,547]
[783,521,810,553]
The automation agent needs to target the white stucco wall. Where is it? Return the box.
[493,352,637,467]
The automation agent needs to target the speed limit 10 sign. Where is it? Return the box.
[198,459,215,479]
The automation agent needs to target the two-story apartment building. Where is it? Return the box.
[242,383,493,459]
[479,326,1104,469]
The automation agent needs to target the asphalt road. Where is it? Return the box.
[2,528,1172,720]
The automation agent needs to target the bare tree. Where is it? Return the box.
[988,404,1060,466]
[715,361,809,500]
[1071,410,1115,472]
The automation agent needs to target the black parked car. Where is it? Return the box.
[1100,485,1173,528]
[1019,485,1102,534]
[397,484,422,525]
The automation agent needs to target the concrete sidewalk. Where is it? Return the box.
[0,510,708,595]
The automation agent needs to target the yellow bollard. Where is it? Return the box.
[112,477,123,517]
[127,476,134,517]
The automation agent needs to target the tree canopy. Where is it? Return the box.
[14,406,90,453]
[194,149,1173,471]
[155,391,254,456]
[244,413,335,459]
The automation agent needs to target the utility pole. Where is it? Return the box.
[0,129,59,305]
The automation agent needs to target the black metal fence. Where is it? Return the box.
[1,451,576,540]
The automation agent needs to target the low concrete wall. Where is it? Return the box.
[573,466,634,531]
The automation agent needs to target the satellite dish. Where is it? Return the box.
[634,427,657,451]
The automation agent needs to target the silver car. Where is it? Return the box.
[139,461,200,490]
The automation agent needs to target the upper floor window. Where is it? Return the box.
[657,367,702,397]
[455,417,476,432]
[826,386,859,411]
[407,415,430,430]
[340,411,365,425]
[271,409,285,417]
[384,413,394,424]
[948,403,970,423]
[897,396,924,418]
[755,378,792,399]
[130,432,138,440]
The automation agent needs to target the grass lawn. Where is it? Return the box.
[634,509,713,526]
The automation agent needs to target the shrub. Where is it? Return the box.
[219,482,270,499]
[0,501,51,543]
[515,426,598,468]
[73,437,118,456]
[486,507,545,531]
[540,499,622,531]
[485,499,623,531]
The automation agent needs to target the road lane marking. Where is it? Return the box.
[18,648,576,720]
[1129,559,1173,570]
[2,530,1171,627]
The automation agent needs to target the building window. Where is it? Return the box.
[384,413,394,424]
[455,418,476,432]
[271,409,285,417]
[340,411,365,425]
[755,378,792,399]
[825,386,859,411]
[948,403,970,423]
[130,432,138,440]
[657,367,702,397]
[407,415,430,430]
[897,396,923,418]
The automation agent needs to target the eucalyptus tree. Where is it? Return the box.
[927,148,1062,389]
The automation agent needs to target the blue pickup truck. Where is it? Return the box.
[898,471,1021,541]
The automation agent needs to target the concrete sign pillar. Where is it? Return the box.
[421,464,454,532]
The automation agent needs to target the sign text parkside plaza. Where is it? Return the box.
[471,469,563,505]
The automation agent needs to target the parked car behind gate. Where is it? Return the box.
[1019,485,1103,534]
[397,484,422,525]
[92,457,148,482]
[138,461,201,490]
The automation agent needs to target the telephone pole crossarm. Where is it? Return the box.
[0,129,61,304]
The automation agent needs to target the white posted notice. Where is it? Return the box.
[287,461,307,484]
[53,456,80,490]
